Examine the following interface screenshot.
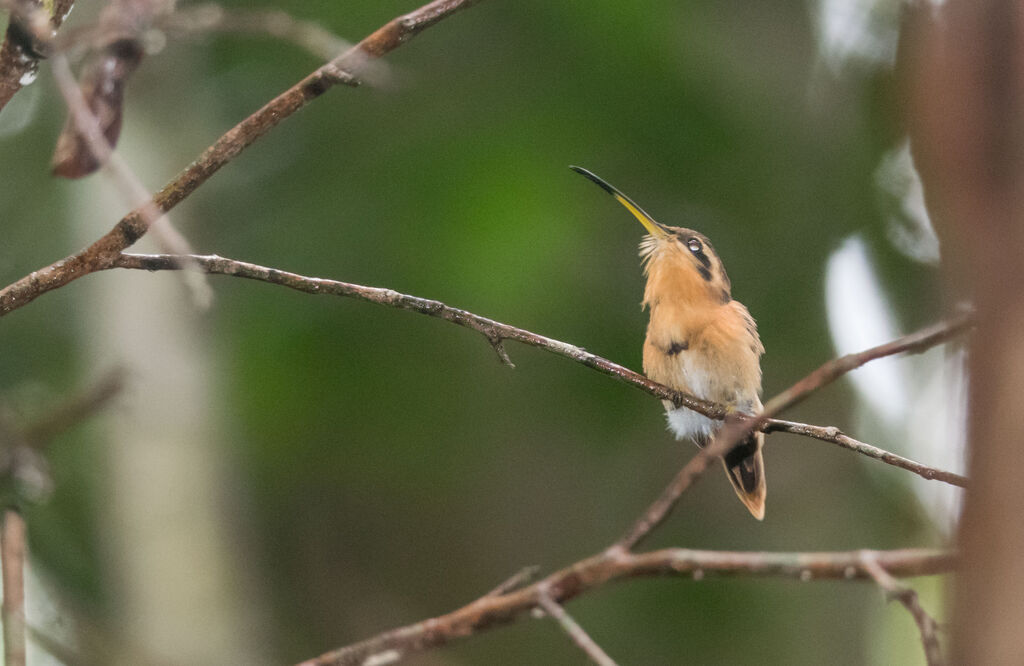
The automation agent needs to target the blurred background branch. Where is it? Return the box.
[0,0,75,111]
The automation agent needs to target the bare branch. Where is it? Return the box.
[111,252,970,493]
[536,585,619,666]
[767,419,968,488]
[300,547,954,666]
[0,0,485,316]
[111,252,725,416]
[1,510,27,666]
[861,551,944,666]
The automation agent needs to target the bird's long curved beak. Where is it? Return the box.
[570,166,670,239]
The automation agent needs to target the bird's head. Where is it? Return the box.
[571,166,732,308]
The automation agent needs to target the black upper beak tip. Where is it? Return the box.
[569,165,615,196]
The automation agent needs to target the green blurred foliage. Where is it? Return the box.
[0,0,948,663]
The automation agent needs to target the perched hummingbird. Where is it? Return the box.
[572,166,767,519]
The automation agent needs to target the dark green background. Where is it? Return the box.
[1,1,948,663]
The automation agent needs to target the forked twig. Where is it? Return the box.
[861,551,944,666]
[536,585,618,666]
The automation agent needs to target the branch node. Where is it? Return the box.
[536,585,619,666]
[603,544,629,559]
[488,335,515,368]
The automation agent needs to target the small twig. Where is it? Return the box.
[860,551,944,666]
[536,585,618,666]
[1,510,27,666]
[488,336,515,367]
[301,547,954,666]
[486,565,539,597]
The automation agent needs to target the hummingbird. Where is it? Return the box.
[571,166,767,520]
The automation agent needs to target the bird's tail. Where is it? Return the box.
[722,431,767,520]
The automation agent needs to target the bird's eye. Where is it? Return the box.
[687,239,702,253]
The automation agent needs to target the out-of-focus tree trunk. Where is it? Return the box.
[907,1,1024,662]
[71,110,266,665]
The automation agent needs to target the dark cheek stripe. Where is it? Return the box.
[697,264,712,282]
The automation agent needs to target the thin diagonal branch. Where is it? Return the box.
[0,0,484,316]
[111,252,726,417]
[111,252,970,493]
[767,419,968,487]
[861,551,944,666]
[536,585,618,666]
[300,547,954,666]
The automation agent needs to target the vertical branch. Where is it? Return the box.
[1,510,27,666]
[907,0,1024,662]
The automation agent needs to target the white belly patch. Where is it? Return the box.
[665,407,717,442]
